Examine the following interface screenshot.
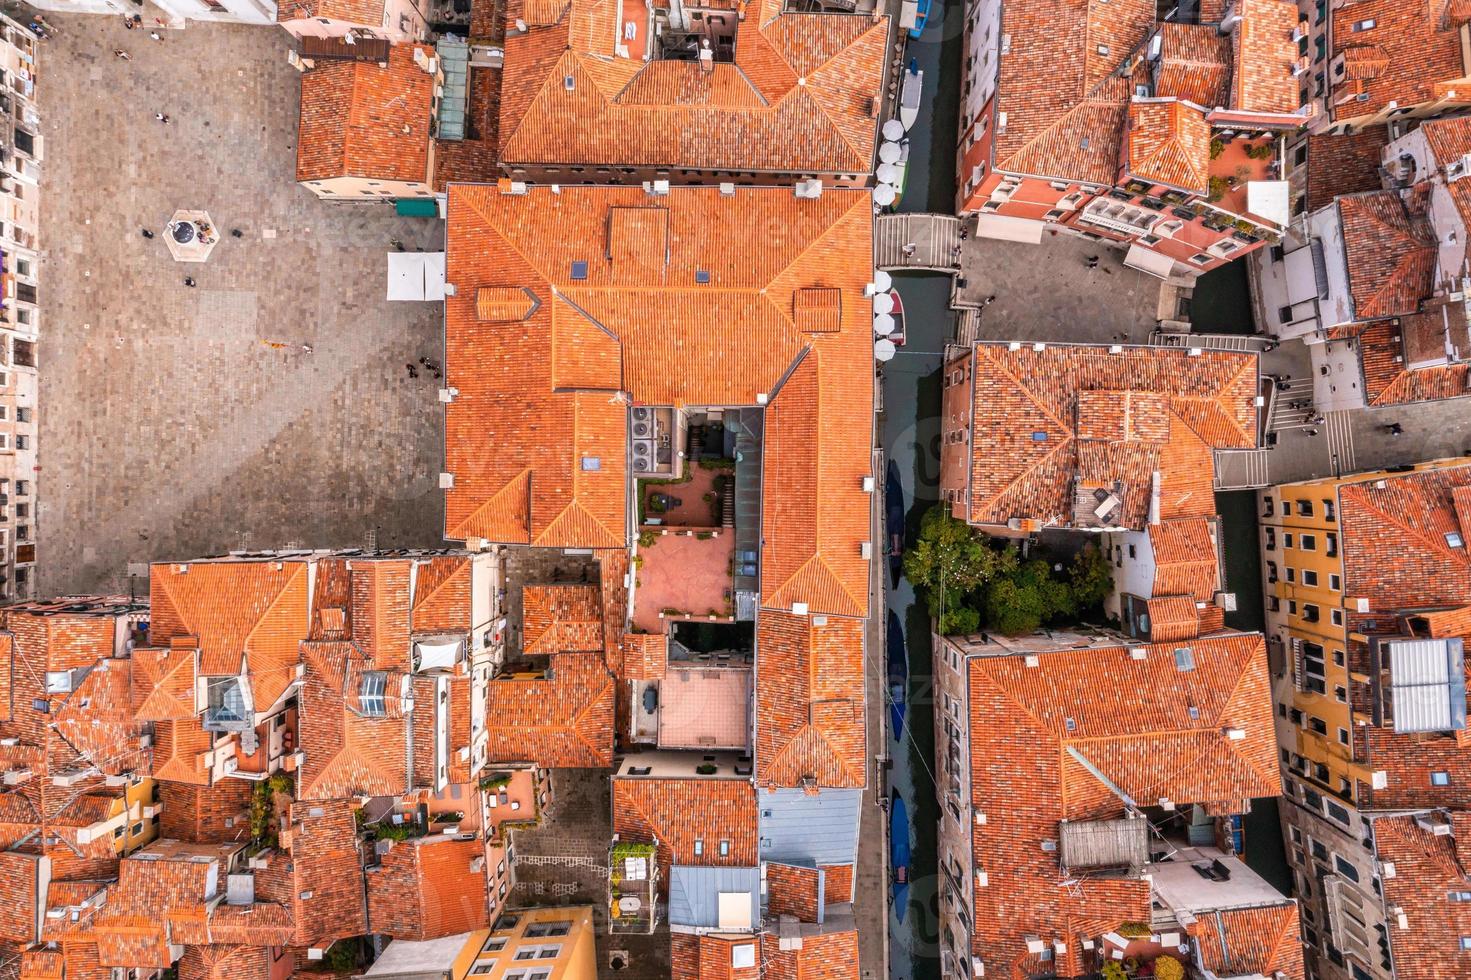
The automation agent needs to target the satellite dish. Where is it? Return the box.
[872,292,894,315]
[875,338,897,362]
[874,313,896,336]
[878,141,902,164]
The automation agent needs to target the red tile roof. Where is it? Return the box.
[277,0,383,24]
[756,611,865,789]
[1338,462,1471,609]
[1126,100,1211,195]
[1227,0,1302,115]
[1354,316,1471,407]
[620,632,668,680]
[366,835,490,940]
[961,344,1258,531]
[497,0,888,175]
[1149,517,1221,600]
[1330,0,1466,121]
[298,640,412,800]
[1338,191,1437,320]
[1190,903,1303,979]
[763,929,859,980]
[483,652,614,767]
[1373,813,1471,980]
[522,584,603,654]
[443,185,873,618]
[1305,127,1390,212]
[256,799,368,948]
[296,44,435,185]
[612,776,758,873]
[177,944,275,980]
[1151,24,1231,108]
[963,631,1279,973]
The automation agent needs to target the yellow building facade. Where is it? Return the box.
[453,906,598,980]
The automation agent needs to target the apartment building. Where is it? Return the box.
[931,622,1297,980]
[495,0,888,187]
[937,343,1261,597]
[1255,114,1471,412]
[956,0,1307,279]
[441,182,874,971]
[0,13,39,602]
[363,906,599,980]
[1260,457,1471,980]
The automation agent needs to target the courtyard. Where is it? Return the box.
[36,10,446,594]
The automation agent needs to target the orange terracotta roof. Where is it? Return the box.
[1415,116,1471,228]
[1330,0,1467,121]
[256,800,368,948]
[1126,100,1211,194]
[1356,316,1471,407]
[50,661,148,777]
[1304,128,1389,212]
[409,555,477,635]
[151,720,213,785]
[756,611,865,789]
[483,652,614,767]
[1227,0,1302,115]
[1338,191,1437,320]
[965,631,1279,973]
[1191,903,1303,979]
[1338,462,1471,609]
[763,929,859,980]
[497,0,888,175]
[1151,24,1231,108]
[1373,813,1471,980]
[621,632,668,680]
[367,835,490,940]
[129,644,197,721]
[277,0,383,24]
[443,185,873,618]
[612,776,758,874]
[963,344,1258,530]
[671,932,761,980]
[149,559,311,714]
[177,944,275,980]
[522,584,604,654]
[296,44,435,185]
[1142,595,1205,643]
[1149,517,1221,600]
[298,641,412,800]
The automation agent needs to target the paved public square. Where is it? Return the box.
[36,10,446,594]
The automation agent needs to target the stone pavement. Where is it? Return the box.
[954,225,1166,345]
[37,9,446,595]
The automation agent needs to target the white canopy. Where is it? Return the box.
[876,162,900,183]
[882,119,906,141]
[878,141,902,164]
[873,184,897,206]
[873,269,892,292]
[874,313,896,336]
[872,291,894,315]
[386,251,447,301]
[875,338,897,362]
[414,638,462,671]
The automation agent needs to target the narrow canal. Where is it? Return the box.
[882,0,963,974]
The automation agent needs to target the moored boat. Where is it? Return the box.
[891,791,911,922]
[899,59,923,130]
[887,611,907,741]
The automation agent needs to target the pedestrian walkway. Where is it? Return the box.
[1325,411,1357,474]
[1150,330,1274,353]
[1214,449,1273,490]
[1266,377,1317,433]
[875,213,963,271]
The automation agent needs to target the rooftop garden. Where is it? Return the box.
[904,505,1112,635]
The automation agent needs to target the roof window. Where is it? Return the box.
[570,261,588,280]
[359,671,387,716]
[1174,647,1195,672]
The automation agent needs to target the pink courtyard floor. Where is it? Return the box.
[633,531,734,632]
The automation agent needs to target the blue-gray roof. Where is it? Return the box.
[668,866,760,929]
[758,788,862,867]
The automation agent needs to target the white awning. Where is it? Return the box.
[1247,180,1290,228]
[386,251,447,301]
[1123,242,1177,280]
[413,639,462,672]
[972,213,1045,244]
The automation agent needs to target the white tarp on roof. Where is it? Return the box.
[972,213,1045,245]
[387,251,447,301]
[1123,242,1177,280]
[1247,180,1290,228]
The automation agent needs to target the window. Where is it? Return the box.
[1335,686,1347,703]
[358,671,387,716]
[1338,727,1349,745]
[515,949,539,961]
[1329,573,1341,591]
[1352,18,1375,31]
[1303,570,1318,586]
[1325,800,1350,825]
[693,839,704,856]
[1298,499,1314,517]
[1284,532,1294,549]
[718,839,730,856]
[484,938,507,953]
[524,922,571,938]
[1286,567,1296,583]
[1300,534,1316,551]
[1264,527,1276,550]
[1326,532,1338,557]
[471,963,496,976]
[1309,716,1327,735]
[1311,839,1329,862]
[1450,891,1471,902]
[1331,609,1343,626]
[1174,647,1195,671]
[1323,499,1335,521]
[1432,771,1452,786]
[1303,604,1320,623]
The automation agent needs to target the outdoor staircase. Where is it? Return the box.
[874,213,963,272]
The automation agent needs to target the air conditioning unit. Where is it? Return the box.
[631,440,655,473]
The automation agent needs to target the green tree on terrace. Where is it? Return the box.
[983,557,1075,636]
[903,505,1014,634]
[1067,542,1114,611]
